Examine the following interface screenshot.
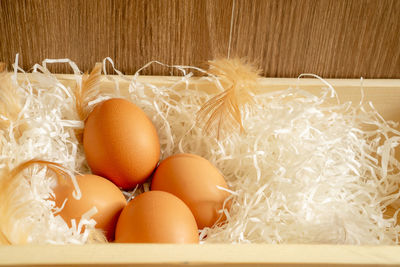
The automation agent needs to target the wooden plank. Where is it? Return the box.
[0,0,233,75]
[1,244,400,266]
[230,0,400,78]
[1,0,399,78]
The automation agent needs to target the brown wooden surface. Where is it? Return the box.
[0,0,399,78]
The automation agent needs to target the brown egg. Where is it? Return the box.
[151,153,231,229]
[83,98,160,189]
[52,174,126,241]
[115,191,199,243]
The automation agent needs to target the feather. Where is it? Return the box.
[0,66,22,133]
[0,160,81,244]
[73,63,102,142]
[197,58,260,139]
[87,229,108,243]
[74,62,102,122]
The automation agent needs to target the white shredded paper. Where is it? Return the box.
[1,56,400,245]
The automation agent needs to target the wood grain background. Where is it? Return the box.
[0,0,399,78]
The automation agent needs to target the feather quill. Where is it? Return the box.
[197,58,260,139]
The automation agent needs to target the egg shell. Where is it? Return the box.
[52,174,126,241]
[151,153,231,229]
[115,191,199,243]
[83,98,160,189]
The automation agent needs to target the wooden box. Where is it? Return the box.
[0,76,400,266]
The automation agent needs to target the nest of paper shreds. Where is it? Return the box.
[0,57,400,245]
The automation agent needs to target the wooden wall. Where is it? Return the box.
[0,0,399,78]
